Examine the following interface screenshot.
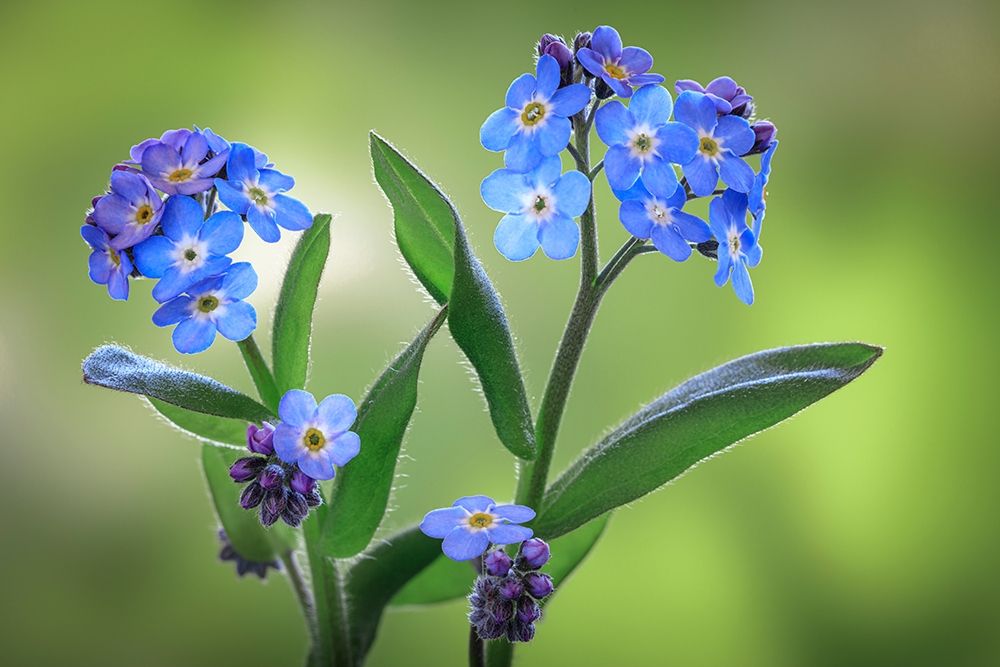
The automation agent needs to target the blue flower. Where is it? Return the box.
[200,128,271,168]
[133,195,244,302]
[749,140,778,238]
[80,224,132,300]
[419,496,535,561]
[91,170,164,250]
[481,156,590,261]
[152,262,258,354]
[272,390,360,481]
[576,26,664,98]
[675,91,757,197]
[615,179,711,261]
[480,54,591,172]
[214,144,313,243]
[675,77,753,117]
[709,189,762,305]
[594,84,698,195]
[136,129,228,196]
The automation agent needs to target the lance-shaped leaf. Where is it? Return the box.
[148,398,247,449]
[320,307,448,557]
[83,345,273,422]
[272,213,333,395]
[370,132,534,459]
[535,342,884,538]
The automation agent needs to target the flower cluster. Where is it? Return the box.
[80,127,314,352]
[468,539,555,643]
[230,390,360,527]
[217,529,280,579]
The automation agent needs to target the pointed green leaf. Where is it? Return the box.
[272,213,333,395]
[535,343,884,538]
[320,307,448,557]
[147,398,247,448]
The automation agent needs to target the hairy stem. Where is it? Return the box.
[238,335,281,412]
[304,513,353,667]
[281,549,314,623]
[469,627,485,667]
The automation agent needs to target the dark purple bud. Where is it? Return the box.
[490,598,514,624]
[262,487,287,517]
[239,481,264,509]
[290,469,316,495]
[517,538,550,570]
[523,572,554,599]
[476,616,507,641]
[305,487,323,508]
[506,619,536,643]
[281,491,309,526]
[498,577,524,600]
[573,31,592,52]
[747,121,777,155]
[484,549,513,577]
[229,456,266,482]
[259,464,285,490]
[595,78,614,100]
[246,422,275,455]
[516,596,542,624]
[259,503,281,527]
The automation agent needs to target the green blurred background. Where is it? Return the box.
[2,0,997,665]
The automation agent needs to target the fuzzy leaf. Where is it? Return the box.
[148,398,247,448]
[534,343,883,538]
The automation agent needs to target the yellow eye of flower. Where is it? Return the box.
[520,102,546,127]
[604,62,628,80]
[303,428,326,452]
[197,295,219,313]
[168,168,194,183]
[699,136,720,157]
[135,204,154,224]
[467,512,493,529]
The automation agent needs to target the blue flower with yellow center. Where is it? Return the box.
[614,179,711,261]
[136,129,228,196]
[90,170,164,250]
[675,91,757,197]
[272,390,360,481]
[709,189,762,305]
[576,25,664,98]
[80,224,133,300]
[420,496,535,561]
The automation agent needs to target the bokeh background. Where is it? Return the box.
[2,0,997,665]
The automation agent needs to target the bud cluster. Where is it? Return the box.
[468,539,555,643]
[217,529,280,579]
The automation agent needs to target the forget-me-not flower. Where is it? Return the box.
[481,156,590,261]
[675,91,756,197]
[200,128,270,168]
[710,189,762,305]
[152,262,258,354]
[273,390,360,481]
[480,54,591,172]
[138,129,228,196]
[675,77,753,117]
[749,140,778,238]
[615,179,711,261]
[576,26,664,98]
[91,170,164,250]
[215,143,313,243]
[133,195,244,302]
[420,495,535,561]
[80,224,133,300]
[594,84,698,195]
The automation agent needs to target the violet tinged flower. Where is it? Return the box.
[215,143,313,243]
[747,120,777,156]
[710,189,762,305]
[152,262,258,354]
[137,129,229,196]
[576,26,664,98]
[595,84,698,195]
[481,156,590,261]
[273,390,360,481]
[247,422,275,455]
[480,54,591,172]
[614,179,711,261]
[200,128,271,168]
[91,170,164,250]
[675,77,754,118]
[749,140,778,238]
[133,196,244,302]
[420,496,535,561]
[516,538,551,570]
[217,529,279,579]
[537,34,574,86]
[80,224,133,300]
[675,91,756,197]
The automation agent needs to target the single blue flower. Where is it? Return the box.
[272,390,360,481]
[749,139,778,238]
[152,262,258,354]
[80,224,132,300]
[614,179,711,261]
[200,127,271,168]
[481,156,590,261]
[576,26,664,98]
[675,77,753,117]
[480,54,591,172]
[594,84,698,195]
[91,170,164,250]
[214,143,313,243]
[675,91,757,197]
[420,496,535,561]
[710,189,762,305]
[133,195,244,302]
[138,129,228,196]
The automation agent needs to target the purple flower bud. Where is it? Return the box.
[490,598,514,624]
[594,78,614,100]
[282,491,309,526]
[229,456,266,482]
[259,464,285,490]
[260,503,281,527]
[516,596,542,624]
[476,616,507,641]
[537,34,574,87]
[305,487,323,507]
[517,538,550,570]
[263,486,287,515]
[747,121,777,155]
[498,577,524,600]
[523,572,554,599]
[290,469,316,495]
[246,422,275,455]
[573,31,592,53]
[506,619,536,643]
[239,481,264,509]
[484,550,513,577]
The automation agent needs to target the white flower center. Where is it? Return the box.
[628,124,660,162]
[518,97,551,134]
[522,185,557,222]
[728,228,742,259]
[172,235,210,273]
[645,199,673,226]
[189,289,227,321]
[244,180,274,211]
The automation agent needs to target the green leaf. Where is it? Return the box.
[83,345,274,422]
[369,132,535,460]
[534,343,883,538]
[272,213,333,395]
[147,397,247,448]
[320,307,448,557]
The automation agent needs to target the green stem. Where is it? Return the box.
[304,513,353,667]
[238,334,281,412]
[469,627,485,667]
[280,549,313,624]
[573,104,599,283]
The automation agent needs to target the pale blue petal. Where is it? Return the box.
[215,178,251,214]
[503,132,542,172]
[683,157,719,197]
[505,73,536,109]
[674,91,717,133]
[640,157,679,199]
[486,524,534,545]
[200,211,244,255]
[537,116,571,156]
[152,297,192,326]
[535,54,560,98]
[247,206,281,242]
[492,504,535,523]
[549,84,591,117]
[160,195,203,239]
[327,431,360,467]
[656,122,699,164]
[299,450,335,481]
[718,153,755,193]
[715,115,755,156]
[552,170,591,217]
[481,108,519,152]
[629,84,672,126]
[732,260,754,305]
[273,423,308,463]
[672,211,712,243]
[420,507,467,538]
[226,144,258,184]
[279,389,318,426]
[221,262,258,300]
[604,144,641,190]
[442,527,490,561]
[528,156,562,189]
[619,199,653,238]
[595,101,632,147]
[274,194,313,231]
[651,224,692,261]
[133,236,175,278]
[453,496,495,512]
[258,168,294,192]
[215,300,256,341]
[494,213,539,261]
[317,394,358,433]
[538,214,579,260]
[481,169,528,212]
[172,317,217,354]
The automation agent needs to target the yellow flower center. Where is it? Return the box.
[248,186,269,206]
[303,428,326,452]
[197,295,219,313]
[520,102,546,127]
[699,136,720,157]
[604,62,628,80]
[168,168,194,183]
[135,204,154,225]
[467,512,494,529]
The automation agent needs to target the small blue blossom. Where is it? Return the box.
[594,84,698,195]
[710,189,762,305]
[576,26,664,98]
[200,128,271,168]
[152,262,259,354]
[91,170,164,250]
[675,91,757,197]
[136,129,229,196]
[273,390,360,481]
[615,179,711,262]
[481,156,590,261]
[215,143,313,243]
[420,496,535,561]
[480,54,591,172]
[675,77,753,118]
[133,195,244,302]
[80,224,132,300]
[749,140,778,238]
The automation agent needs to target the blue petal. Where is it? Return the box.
[656,122,699,164]
[731,260,754,305]
[160,195,204,239]
[141,143,181,178]
[528,156,562,188]
[746,239,764,267]
[88,249,113,284]
[650,224,692,261]
[151,267,193,303]
[683,157,719,197]
[221,262,258,300]
[715,116,755,156]
[247,206,281,242]
[172,317,217,354]
[629,84,672,127]
[492,504,536,523]
[279,389,318,426]
[718,153,755,193]
[594,101,632,147]
[604,144,641,191]
[200,211,244,255]
[181,132,209,164]
[132,235,175,278]
[503,132,542,172]
[538,214,579,260]
[106,267,130,301]
[317,394,358,433]
[91,195,129,234]
[620,47,654,75]
[535,54,560,98]
[299,451,336,481]
[152,296,193,326]
[640,157,679,199]
[536,116,571,156]
[442,527,490,561]
[674,91,717,133]
[709,196,733,241]
[553,170,591,218]
[273,194,313,231]
[215,299,257,341]
[419,506,466,538]
[619,199,653,238]
[328,431,361,467]
[258,168,295,192]
[549,84,591,117]
[665,182,688,209]
[110,170,147,202]
[486,524,534,545]
[591,25,623,59]
[453,495,495,512]
[613,179,652,202]
[505,73,537,109]
[481,108,519,152]
[494,214,539,261]
[227,143,258,184]
[215,178,250,214]
[672,210,712,243]
[575,48,604,79]
[722,187,750,222]
[273,423,308,463]
[481,169,528,212]
[80,224,108,249]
